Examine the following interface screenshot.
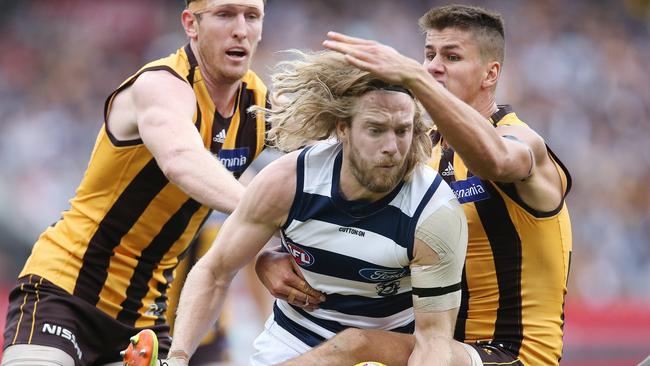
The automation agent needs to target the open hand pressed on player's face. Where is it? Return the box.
[323,31,423,87]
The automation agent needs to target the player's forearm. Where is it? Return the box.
[169,263,233,357]
[161,148,244,213]
[406,70,507,178]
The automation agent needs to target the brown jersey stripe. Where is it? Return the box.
[454,266,469,341]
[154,266,177,326]
[263,90,272,146]
[73,158,168,305]
[473,178,524,355]
[116,198,203,325]
[488,105,513,127]
[184,44,198,82]
[236,84,260,161]
[438,146,455,185]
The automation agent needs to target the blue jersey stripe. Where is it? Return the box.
[280,303,415,337]
[320,292,413,317]
[283,146,312,231]
[283,237,409,283]
[273,303,325,347]
[391,320,415,334]
[290,192,413,248]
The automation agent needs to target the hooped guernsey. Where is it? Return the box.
[430,105,572,366]
[19,45,269,328]
[274,141,461,348]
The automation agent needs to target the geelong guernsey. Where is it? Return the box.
[275,141,456,347]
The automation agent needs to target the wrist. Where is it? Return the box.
[404,67,430,92]
[168,349,190,363]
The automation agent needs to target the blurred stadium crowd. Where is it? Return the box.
[0,0,649,357]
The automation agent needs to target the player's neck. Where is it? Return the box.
[202,74,241,118]
[470,91,498,119]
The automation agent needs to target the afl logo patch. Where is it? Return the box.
[286,242,314,266]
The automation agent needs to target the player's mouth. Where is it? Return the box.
[225,47,248,61]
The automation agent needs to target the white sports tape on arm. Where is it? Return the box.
[411,199,468,312]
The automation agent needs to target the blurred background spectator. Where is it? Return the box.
[0,1,648,365]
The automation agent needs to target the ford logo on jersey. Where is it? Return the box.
[450,175,491,204]
[286,242,314,266]
[359,268,408,282]
[218,147,249,172]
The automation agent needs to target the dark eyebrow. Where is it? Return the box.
[425,44,462,51]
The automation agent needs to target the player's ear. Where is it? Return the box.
[482,61,500,89]
[335,120,349,142]
[181,10,199,39]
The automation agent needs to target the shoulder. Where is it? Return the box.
[493,111,546,156]
[129,70,196,112]
[410,163,456,206]
[131,69,191,94]
[239,150,302,226]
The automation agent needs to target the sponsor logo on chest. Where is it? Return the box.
[359,268,408,282]
[338,227,366,237]
[218,147,250,172]
[450,175,491,204]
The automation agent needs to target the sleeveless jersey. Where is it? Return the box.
[429,105,572,365]
[19,45,269,328]
[275,142,457,347]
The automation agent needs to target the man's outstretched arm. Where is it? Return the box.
[168,151,299,362]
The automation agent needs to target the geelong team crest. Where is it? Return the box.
[376,280,401,296]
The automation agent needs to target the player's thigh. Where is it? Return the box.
[2,344,75,366]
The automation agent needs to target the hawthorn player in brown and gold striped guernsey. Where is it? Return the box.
[2,1,268,365]
[430,105,572,366]
[259,4,572,366]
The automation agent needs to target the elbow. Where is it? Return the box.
[160,162,184,183]
[157,148,192,183]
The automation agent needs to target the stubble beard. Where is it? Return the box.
[347,143,406,194]
[199,42,251,84]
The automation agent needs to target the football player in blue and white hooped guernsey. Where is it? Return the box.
[154,50,468,366]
